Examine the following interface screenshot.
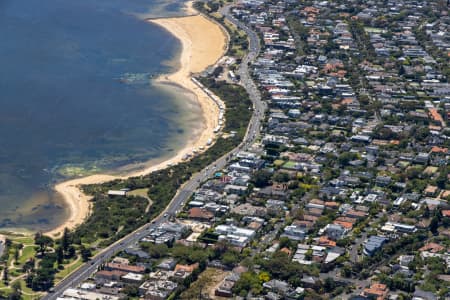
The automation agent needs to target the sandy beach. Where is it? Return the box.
[44,12,228,237]
[184,0,197,16]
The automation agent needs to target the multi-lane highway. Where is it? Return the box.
[43,6,264,300]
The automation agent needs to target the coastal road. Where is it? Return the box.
[43,5,264,300]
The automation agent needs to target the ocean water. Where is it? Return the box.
[0,0,200,231]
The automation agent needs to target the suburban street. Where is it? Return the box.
[43,5,264,300]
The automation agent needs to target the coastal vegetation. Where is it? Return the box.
[224,20,249,58]
[194,1,248,58]
[73,78,252,247]
[193,0,224,14]
[69,196,149,246]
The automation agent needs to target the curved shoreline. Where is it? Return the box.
[44,13,228,237]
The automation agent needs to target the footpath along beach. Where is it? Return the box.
[45,10,228,237]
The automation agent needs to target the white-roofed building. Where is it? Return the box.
[61,288,119,300]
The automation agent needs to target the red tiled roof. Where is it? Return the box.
[333,220,353,229]
[429,108,444,124]
[362,283,389,300]
[442,210,450,217]
[344,209,367,218]
[175,263,199,273]
[419,242,445,253]
[335,216,357,224]
[280,247,292,256]
[292,220,314,228]
[324,201,339,208]
[431,146,448,153]
[189,207,214,220]
[105,263,145,274]
[318,236,336,247]
[310,198,325,205]
[303,214,319,222]
[96,270,126,278]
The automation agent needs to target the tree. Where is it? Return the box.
[304,249,313,260]
[278,237,294,250]
[233,271,262,295]
[429,216,439,235]
[273,172,290,183]
[67,245,76,259]
[79,246,92,262]
[423,205,430,218]
[414,126,430,142]
[28,254,57,291]
[436,168,448,189]
[252,170,272,187]
[221,250,240,268]
[3,266,8,284]
[258,271,270,283]
[323,277,336,293]
[22,258,35,274]
[212,66,224,78]
[172,244,210,265]
[61,228,70,253]
[338,152,358,166]
[406,167,422,180]
[376,127,395,140]
[260,252,304,282]
[14,247,19,263]
[25,273,34,289]
[10,281,22,300]
[56,247,64,265]
[213,240,231,257]
[122,285,139,297]
[34,233,53,256]
[31,269,54,291]
[140,243,168,259]
[341,265,352,278]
